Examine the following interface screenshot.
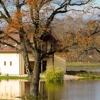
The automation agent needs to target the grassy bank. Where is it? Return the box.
[66,62,100,67]
[0,75,45,80]
[77,72,100,80]
[66,62,100,80]
[0,75,28,80]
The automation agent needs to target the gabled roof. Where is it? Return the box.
[40,29,59,42]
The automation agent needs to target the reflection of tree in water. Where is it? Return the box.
[22,81,65,100]
[24,81,65,100]
[24,81,47,100]
[45,83,65,100]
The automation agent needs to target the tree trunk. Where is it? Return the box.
[20,33,32,76]
[30,51,41,96]
[21,48,31,76]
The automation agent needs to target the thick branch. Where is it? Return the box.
[46,0,91,27]
[41,46,69,60]
[79,46,100,57]
[0,0,11,18]
[0,30,3,34]
[0,31,20,45]
[16,0,26,8]
[0,41,20,51]
[70,0,91,6]
[41,50,56,60]
[8,36,20,45]
[87,21,100,37]
[0,11,9,22]
[25,35,35,51]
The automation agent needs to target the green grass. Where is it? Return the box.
[0,75,28,80]
[66,62,100,80]
[77,73,100,80]
[40,77,45,81]
[44,66,65,83]
[0,75,46,81]
[66,62,100,68]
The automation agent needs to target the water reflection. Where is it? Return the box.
[0,80,22,100]
[63,80,100,100]
[44,80,100,100]
[0,80,46,100]
[0,80,100,100]
[45,83,65,100]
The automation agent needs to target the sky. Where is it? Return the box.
[54,0,100,20]
[0,0,100,25]
[92,0,100,6]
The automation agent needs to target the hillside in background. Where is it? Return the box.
[52,16,100,63]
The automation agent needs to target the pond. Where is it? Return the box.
[0,79,100,100]
[45,80,100,100]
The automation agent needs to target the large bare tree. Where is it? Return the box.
[0,0,92,96]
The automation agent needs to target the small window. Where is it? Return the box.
[4,61,6,66]
[10,61,12,66]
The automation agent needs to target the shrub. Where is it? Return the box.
[44,66,65,83]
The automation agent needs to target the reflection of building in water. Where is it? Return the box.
[0,80,25,100]
[23,81,30,95]
[22,81,45,95]
[0,80,45,99]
